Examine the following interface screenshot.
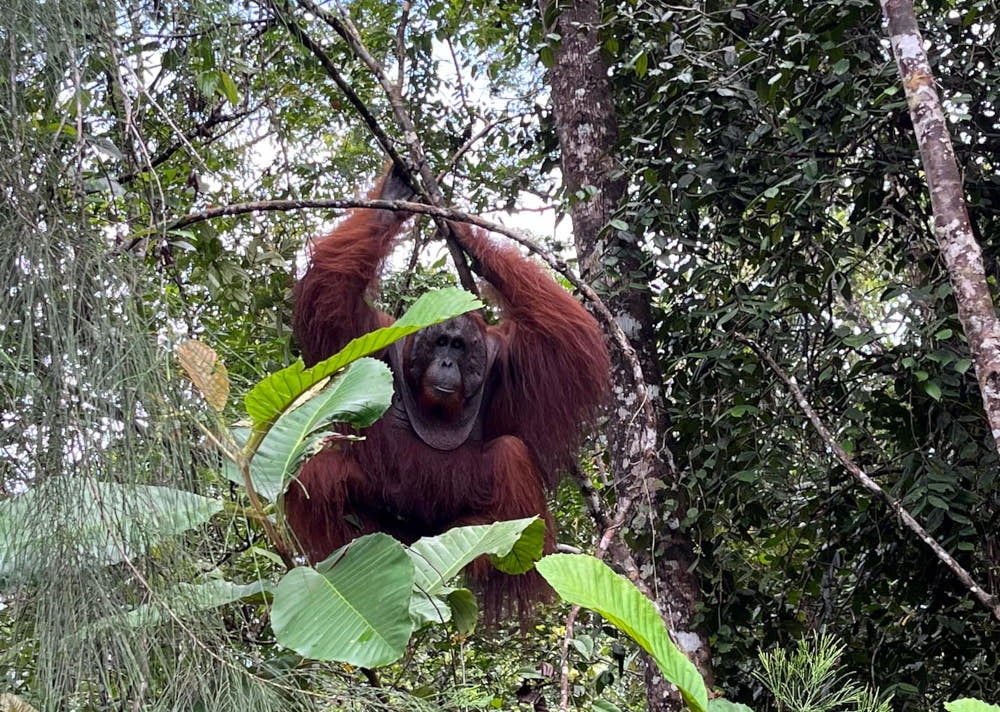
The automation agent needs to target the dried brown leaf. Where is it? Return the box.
[177,340,230,412]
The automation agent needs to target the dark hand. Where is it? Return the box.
[378,163,417,203]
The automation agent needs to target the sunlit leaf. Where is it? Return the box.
[536,554,708,712]
[446,588,479,635]
[271,534,414,667]
[491,517,545,574]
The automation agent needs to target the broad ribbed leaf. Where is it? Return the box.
[406,519,538,629]
[0,479,222,579]
[271,533,414,667]
[945,701,1000,712]
[245,288,481,425]
[491,517,546,574]
[251,358,392,500]
[446,588,479,635]
[92,579,270,630]
[536,554,709,712]
[408,518,539,594]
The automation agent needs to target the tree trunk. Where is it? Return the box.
[538,0,714,707]
[882,0,1000,456]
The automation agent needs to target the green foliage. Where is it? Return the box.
[604,0,1000,704]
[271,520,541,664]
[945,701,1000,712]
[248,357,393,500]
[755,635,891,712]
[489,517,547,574]
[271,533,415,667]
[0,479,222,581]
[536,553,709,712]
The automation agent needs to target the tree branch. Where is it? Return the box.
[293,0,477,292]
[266,0,409,174]
[163,196,647,413]
[740,335,1000,622]
[881,0,1000,457]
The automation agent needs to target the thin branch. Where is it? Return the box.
[118,105,255,184]
[115,57,212,179]
[740,335,1000,622]
[394,0,410,91]
[267,0,408,172]
[190,415,295,567]
[295,0,477,291]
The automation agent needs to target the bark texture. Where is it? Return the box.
[882,0,1000,455]
[538,0,713,706]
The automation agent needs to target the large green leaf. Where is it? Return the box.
[91,579,271,631]
[491,517,546,574]
[271,533,415,667]
[446,588,479,635]
[946,701,1000,712]
[251,358,392,500]
[536,554,709,712]
[408,518,540,593]
[709,699,756,712]
[406,519,540,628]
[245,288,481,426]
[0,479,223,579]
